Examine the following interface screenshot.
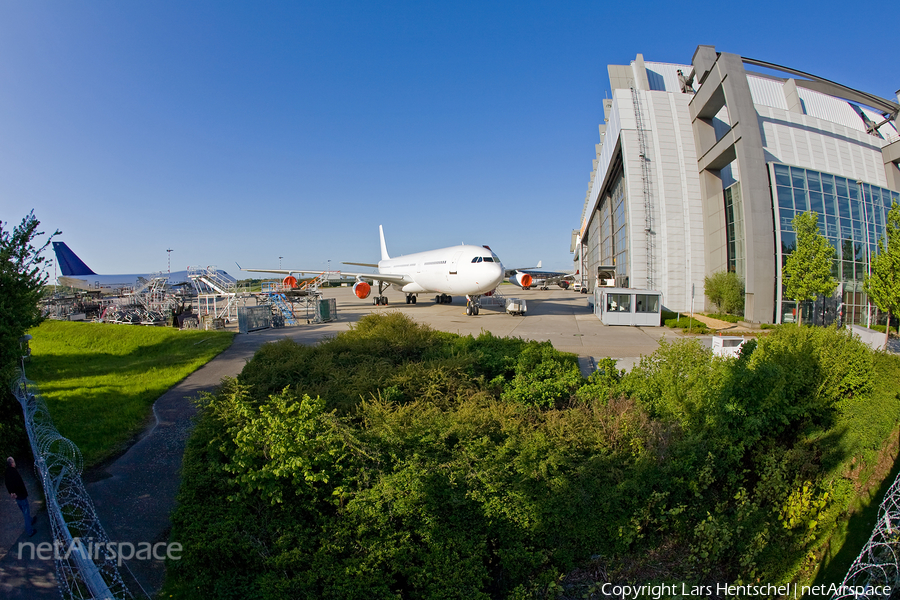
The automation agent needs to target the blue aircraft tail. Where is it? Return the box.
[53,242,96,276]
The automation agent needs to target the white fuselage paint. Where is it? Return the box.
[377,245,504,296]
[58,271,195,292]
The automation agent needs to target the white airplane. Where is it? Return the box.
[52,242,233,292]
[242,226,505,315]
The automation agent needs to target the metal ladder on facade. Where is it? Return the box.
[631,88,655,290]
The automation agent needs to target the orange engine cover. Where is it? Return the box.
[283,276,298,288]
[353,281,371,299]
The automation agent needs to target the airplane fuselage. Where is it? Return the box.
[377,244,504,296]
[58,271,193,292]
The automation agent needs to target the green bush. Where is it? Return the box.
[705,313,742,323]
[0,388,26,461]
[164,313,898,597]
[664,317,710,333]
[500,342,583,408]
[704,270,745,315]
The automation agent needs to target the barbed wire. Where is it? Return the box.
[11,369,132,600]
[831,469,900,599]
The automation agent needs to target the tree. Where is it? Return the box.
[0,211,58,457]
[0,211,59,374]
[865,202,900,348]
[782,211,837,326]
[704,270,745,315]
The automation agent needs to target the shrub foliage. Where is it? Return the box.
[165,313,899,598]
[703,270,745,315]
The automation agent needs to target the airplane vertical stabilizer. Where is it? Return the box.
[53,242,96,276]
[379,225,391,261]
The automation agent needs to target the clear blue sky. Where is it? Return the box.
[1,1,895,278]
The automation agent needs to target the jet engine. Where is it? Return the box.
[353,281,372,299]
[558,280,569,290]
[510,273,533,289]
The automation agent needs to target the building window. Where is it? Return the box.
[606,293,631,313]
[724,183,745,279]
[771,163,900,326]
[635,294,658,313]
[610,175,628,286]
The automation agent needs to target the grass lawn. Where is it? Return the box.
[23,320,234,466]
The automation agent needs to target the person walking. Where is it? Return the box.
[4,456,36,537]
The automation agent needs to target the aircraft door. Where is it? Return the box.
[446,251,463,291]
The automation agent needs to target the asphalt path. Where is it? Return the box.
[1,286,678,597]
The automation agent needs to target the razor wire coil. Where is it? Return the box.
[831,465,900,599]
[11,370,132,600]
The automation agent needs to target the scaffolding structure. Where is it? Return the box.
[190,266,239,322]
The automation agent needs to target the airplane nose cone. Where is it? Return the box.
[490,263,503,287]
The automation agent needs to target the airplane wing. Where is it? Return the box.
[240,267,413,287]
[505,267,573,279]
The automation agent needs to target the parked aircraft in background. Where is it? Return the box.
[242,226,504,315]
[506,262,576,290]
[52,242,232,292]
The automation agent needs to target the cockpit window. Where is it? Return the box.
[482,257,494,262]
[471,257,482,263]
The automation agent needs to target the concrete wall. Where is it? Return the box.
[758,105,893,188]
[583,88,706,313]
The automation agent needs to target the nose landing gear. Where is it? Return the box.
[465,295,481,316]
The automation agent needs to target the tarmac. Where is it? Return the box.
[0,285,683,598]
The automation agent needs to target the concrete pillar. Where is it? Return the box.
[690,47,776,324]
[783,79,804,114]
[884,139,900,193]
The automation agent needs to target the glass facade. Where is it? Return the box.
[724,183,745,279]
[610,175,629,287]
[771,164,900,325]
[589,166,629,289]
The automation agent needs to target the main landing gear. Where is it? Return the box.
[373,281,391,306]
[405,294,417,304]
[435,294,453,304]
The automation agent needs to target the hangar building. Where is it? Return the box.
[573,45,900,324]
